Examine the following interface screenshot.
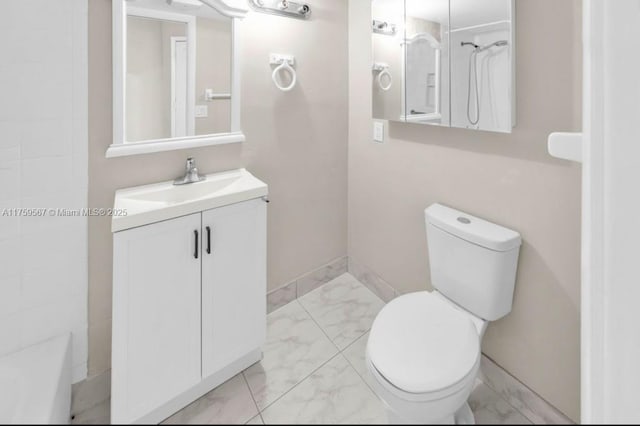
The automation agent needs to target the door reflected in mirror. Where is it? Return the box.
[126,1,232,144]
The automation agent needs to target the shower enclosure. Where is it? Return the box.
[451,21,512,132]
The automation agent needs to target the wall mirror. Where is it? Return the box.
[372,0,515,133]
[109,0,249,158]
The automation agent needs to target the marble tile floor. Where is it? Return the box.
[72,273,544,425]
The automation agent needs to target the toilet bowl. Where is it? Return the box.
[366,291,482,424]
[366,204,521,424]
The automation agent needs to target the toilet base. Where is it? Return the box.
[454,402,475,424]
[385,402,475,425]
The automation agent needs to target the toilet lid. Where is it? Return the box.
[367,292,480,394]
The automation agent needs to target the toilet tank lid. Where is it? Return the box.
[425,204,522,252]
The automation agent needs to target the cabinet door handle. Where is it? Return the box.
[194,230,199,259]
[206,226,211,254]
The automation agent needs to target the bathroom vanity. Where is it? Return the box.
[110,169,268,424]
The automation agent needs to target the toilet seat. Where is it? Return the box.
[366,354,479,403]
[367,291,480,400]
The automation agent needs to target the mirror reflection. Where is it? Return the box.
[126,1,232,143]
[371,0,404,122]
[372,0,515,133]
[450,0,513,132]
[404,0,449,125]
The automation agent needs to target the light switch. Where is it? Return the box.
[195,105,208,118]
[373,121,384,143]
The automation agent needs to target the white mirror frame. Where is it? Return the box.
[107,0,249,158]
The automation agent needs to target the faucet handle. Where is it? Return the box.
[175,157,205,185]
[186,157,195,170]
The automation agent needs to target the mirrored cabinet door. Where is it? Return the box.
[450,0,514,132]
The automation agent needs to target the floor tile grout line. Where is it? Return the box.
[296,276,380,400]
[342,347,382,400]
[338,328,381,398]
[254,275,380,421]
[253,298,341,416]
[240,371,262,423]
[256,351,343,416]
[297,273,382,353]
[339,328,370,354]
[295,298,342,353]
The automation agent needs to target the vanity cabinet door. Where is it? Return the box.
[201,199,267,378]
[111,213,202,424]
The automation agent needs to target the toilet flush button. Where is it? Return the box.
[457,217,471,224]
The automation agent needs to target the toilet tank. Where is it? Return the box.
[424,204,521,321]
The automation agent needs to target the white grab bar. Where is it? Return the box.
[270,53,297,92]
[548,132,583,163]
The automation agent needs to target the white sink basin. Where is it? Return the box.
[112,168,268,232]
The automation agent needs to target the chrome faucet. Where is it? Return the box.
[174,157,206,185]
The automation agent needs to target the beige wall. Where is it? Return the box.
[349,0,582,421]
[88,0,348,377]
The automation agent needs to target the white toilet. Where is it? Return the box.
[366,203,522,424]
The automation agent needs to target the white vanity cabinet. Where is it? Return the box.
[201,200,266,377]
[111,196,266,424]
[111,213,202,424]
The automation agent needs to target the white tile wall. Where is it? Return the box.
[0,0,88,383]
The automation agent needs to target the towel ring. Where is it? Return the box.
[272,60,297,92]
[377,68,392,91]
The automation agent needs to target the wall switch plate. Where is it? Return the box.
[373,121,384,143]
[195,105,208,118]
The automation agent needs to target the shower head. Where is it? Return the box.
[476,40,509,52]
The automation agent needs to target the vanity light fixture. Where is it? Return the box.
[250,0,311,19]
[372,19,396,36]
